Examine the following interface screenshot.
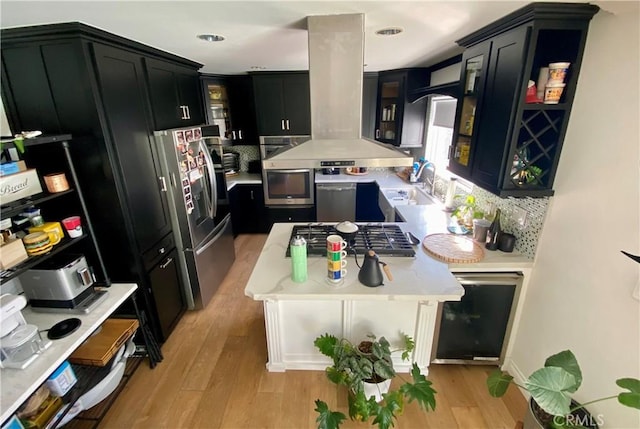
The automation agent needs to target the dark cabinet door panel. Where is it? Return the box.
[471,27,529,192]
[176,69,204,126]
[283,74,311,135]
[147,249,186,341]
[227,76,259,144]
[145,59,182,129]
[93,44,172,253]
[253,76,286,135]
[1,46,61,132]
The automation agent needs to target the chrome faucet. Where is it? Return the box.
[416,162,437,196]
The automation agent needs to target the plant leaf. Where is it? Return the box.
[326,366,347,385]
[487,370,513,397]
[373,359,395,380]
[525,367,577,416]
[400,334,415,361]
[13,137,25,154]
[315,334,338,358]
[371,399,398,429]
[617,378,640,410]
[348,390,371,422]
[315,399,346,429]
[399,363,437,412]
[545,350,583,392]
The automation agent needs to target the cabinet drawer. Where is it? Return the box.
[142,233,175,270]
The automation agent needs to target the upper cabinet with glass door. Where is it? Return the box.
[449,3,599,197]
[449,48,488,176]
[374,69,429,148]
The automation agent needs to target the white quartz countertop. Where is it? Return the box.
[395,204,534,270]
[0,283,137,423]
[244,223,464,302]
[314,170,409,187]
[225,172,262,190]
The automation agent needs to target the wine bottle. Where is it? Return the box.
[485,209,502,251]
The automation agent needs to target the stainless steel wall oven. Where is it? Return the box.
[260,136,314,206]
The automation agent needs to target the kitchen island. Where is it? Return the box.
[245,223,464,373]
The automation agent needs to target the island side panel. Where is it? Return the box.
[263,299,437,373]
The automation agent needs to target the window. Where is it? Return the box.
[423,95,473,190]
[424,95,456,168]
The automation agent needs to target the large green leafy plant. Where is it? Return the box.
[313,333,437,429]
[487,350,640,429]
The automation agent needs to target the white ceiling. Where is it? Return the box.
[0,1,583,74]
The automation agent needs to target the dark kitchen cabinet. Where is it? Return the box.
[362,72,379,140]
[227,75,259,144]
[228,184,268,235]
[0,22,201,344]
[252,72,311,136]
[374,69,429,148]
[266,206,316,227]
[355,182,384,222]
[145,58,204,129]
[93,44,174,253]
[147,247,186,341]
[450,3,599,197]
[201,75,259,145]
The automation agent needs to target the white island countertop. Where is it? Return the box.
[0,283,138,423]
[244,223,464,302]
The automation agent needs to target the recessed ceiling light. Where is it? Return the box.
[375,28,403,36]
[197,34,225,42]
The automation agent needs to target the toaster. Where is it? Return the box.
[20,255,95,308]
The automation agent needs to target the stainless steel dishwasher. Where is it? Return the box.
[316,183,357,221]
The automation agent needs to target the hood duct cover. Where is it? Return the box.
[263,13,413,169]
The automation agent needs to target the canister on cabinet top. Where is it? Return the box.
[290,235,307,283]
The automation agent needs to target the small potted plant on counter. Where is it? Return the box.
[313,333,437,429]
[487,350,640,428]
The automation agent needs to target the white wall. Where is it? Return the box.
[509,2,640,428]
[429,62,461,86]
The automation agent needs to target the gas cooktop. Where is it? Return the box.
[286,224,416,257]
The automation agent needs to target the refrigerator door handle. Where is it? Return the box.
[195,215,230,256]
[199,140,218,219]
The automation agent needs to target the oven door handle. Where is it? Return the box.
[267,169,311,174]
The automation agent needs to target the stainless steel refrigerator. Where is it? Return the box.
[154,126,235,309]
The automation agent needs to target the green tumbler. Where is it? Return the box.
[290,235,307,283]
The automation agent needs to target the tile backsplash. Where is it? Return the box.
[433,175,549,259]
[224,145,260,172]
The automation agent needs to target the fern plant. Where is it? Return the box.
[313,333,437,429]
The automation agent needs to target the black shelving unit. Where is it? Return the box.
[0,134,109,285]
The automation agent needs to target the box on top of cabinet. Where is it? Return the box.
[0,169,43,205]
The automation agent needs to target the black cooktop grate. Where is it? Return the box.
[286,224,415,257]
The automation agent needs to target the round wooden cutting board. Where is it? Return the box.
[422,233,485,263]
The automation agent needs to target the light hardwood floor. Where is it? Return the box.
[98,234,526,429]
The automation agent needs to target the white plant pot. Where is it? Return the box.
[363,379,391,403]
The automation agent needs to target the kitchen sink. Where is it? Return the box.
[382,187,437,206]
[378,186,438,221]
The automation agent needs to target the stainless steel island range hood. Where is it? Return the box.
[262,14,414,170]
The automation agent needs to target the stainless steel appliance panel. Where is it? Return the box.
[263,169,314,206]
[185,214,235,309]
[155,126,235,310]
[431,272,522,365]
[316,183,356,221]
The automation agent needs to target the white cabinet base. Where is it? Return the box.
[262,299,438,374]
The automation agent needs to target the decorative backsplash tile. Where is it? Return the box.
[433,175,548,259]
[224,145,260,172]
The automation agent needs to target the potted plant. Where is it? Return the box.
[313,333,436,429]
[487,350,640,428]
[451,194,484,230]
